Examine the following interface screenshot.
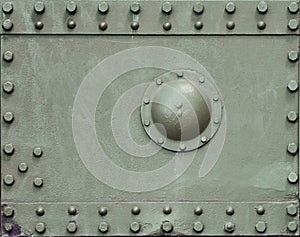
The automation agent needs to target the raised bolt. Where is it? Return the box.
[201,136,207,143]
[194,21,203,30]
[194,206,203,215]
[179,144,186,151]
[144,120,150,126]
[18,162,28,173]
[163,206,172,214]
[224,222,235,233]
[35,21,44,30]
[3,206,14,217]
[34,1,45,13]
[193,2,204,14]
[288,19,298,31]
[287,172,298,184]
[214,118,219,124]
[257,1,268,14]
[130,2,140,14]
[130,222,140,233]
[287,221,298,232]
[2,2,13,13]
[161,221,173,233]
[131,22,139,30]
[163,22,172,31]
[35,222,46,233]
[143,97,150,104]
[3,143,14,155]
[156,78,162,85]
[288,51,299,62]
[99,222,109,233]
[99,22,108,31]
[177,72,183,78]
[98,2,109,14]
[199,77,205,83]
[3,51,13,62]
[162,2,172,14]
[98,207,108,216]
[287,80,298,92]
[287,142,298,155]
[3,81,14,93]
[287,204,298,216]
[3,111,14,123]
[255,221,267,233]
[67,20,76,29]
[4,223,13,232]
[2,19,13,31]
[225,2,236,14]
[256,205,265,215]
[257,21,266,30]
[193,221,204,233]
[226,21,235,30]
[66,1,77,14]
[66,221,77,233]
[226,206,234,215]
[33,147,43,157]
[288,2,299,13]
[3,175,14,186]
[287,111,298,122]
[36,206,45,216]
[131,206,140,215]
[157,137,164,144]
[33,177,43,187]
[68,206,77,215]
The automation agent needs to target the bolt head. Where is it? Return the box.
[66,1,77,13]
[224,222,235,233]
[225,2,236,14]
[3,81,14,93]
[193,221,204,233]
[287,111,298,123]
[35,222,46,233]
[288,51,299,62]
[194,21,203,30]
[2,19,13,31]
[179,144,186,151]
[287,172,298,184]
[130,2,140,14]
[67,20,76,29]
[255,221,267,233]
[288,19,299,31]
[256,205,265,215]
[98,207,108,216]
[35,21,44,30]
[18,162,28,173]
[163,22,172,31]
[161,221,173,233]
[163,206,172,214]
[33,147,43,157]
[194,206,203,215]
[131,206,141,215]
[99,22,108,31]
[4,223,13,232]
[3,51,13,62]
[2,2,13,13]
[3,111,14,123]
[226,206,234,215]
[287,204,298,216]
[287,143,298,155]
[287,221,298,232]
[226,21,235,30]
[34,1,45,13]
[33,177,43,187]
[67,222,77,233]
[257,21,266,30]
[99,222,109,233]
[288,2,299,13]
[3,174,14,186]
[193,2,204,14]
[201,136,207,143]
[98,2,109,13]
[68,206,77,215]
[3,206,14,217]
[131,22,139,30]
[3,143,14,155]
[162,2,172,14]
[130,222,140,233]
[287,80,298,92]
[36,206,45,216]
[257,1,268,13]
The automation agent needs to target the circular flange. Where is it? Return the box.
[141,69,223,152]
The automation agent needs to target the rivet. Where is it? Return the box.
[98,2,109,14]
[179,144,186,151]
[226,21,235,30]
[224,222,235,233]
[36,206,45,216]
[99,222,109,233]
[144,120,150,126]
[143,97,150,104]
[3,51,14,62]
[257,21,266,30]
[3,111,14,123]
[3,143,14,155]
[287,142,298,155]
[199,77,205,83]
[35,21,44,30]
[213,97,219,102]
[177,72,184,77]
[193,221,204,233]
[287,204,298,216]
[288,2,299,13]
[214,118,219,124]
[288,51,299,62]
[256,205,265,215]
[33,177,43,187]
[4,223,13,232]
[287,172,298,184]
[163,206,172,214]
[131,22,139,30]
[287,221,298,232]
[18,162,28,173]
[287,111,298,123]
[156,78,162,85]
[66,221,77,233]
[255,221,267,233]
[68,206,77,215]
[34,1,45,13]
[99,22,108,31]
[157,137,164,144]
[131,206,141,215]
[201,136,207,143]
[35,222,46,233]
[226,206,234,215]
[2,19,13,31]
[130,2,140,14]
[3,175,14,186]
[66,1,77,14]
[225,2,236,14]
[67,20,76,29]
[3,81,14,93]
[194,21,203,30]
[162,2,172,14]
[3,206,14,217]
[288,19,299,31]
[2,2,13,13]
[163,22,172,31]
[194,206,203,215]
[161,221,173,233]
[130,222,140,233]
[287,80,298,92]
[33,147,43,157]
[257,1,268,14]
[98,207,108,216]
[193,2,204,14]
